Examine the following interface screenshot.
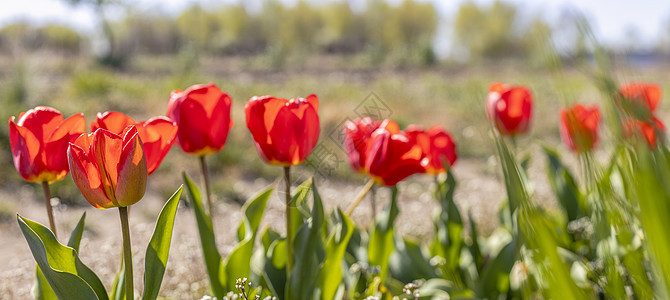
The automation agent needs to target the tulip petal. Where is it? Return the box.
[16,106,63,142]
[137,117,177,175]
[90,129,124,203]
[68,143,114,209]
[45,113,86,176]
[92,111,135,134]
[9,118,42,181]
[114,128,147,207]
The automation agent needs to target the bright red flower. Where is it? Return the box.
[487,82,533,136]
[91,111,177,175]
[245,94,320,166]
[364,119,426,186]
[623,116,665,146]
[559,103,601,153]
[343,117,383,173]
[618,82,661,114]
[405,125,457,174]
[167,83,233,156]
[9,106,86,183]
[68,126,147,209]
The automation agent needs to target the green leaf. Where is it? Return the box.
[33,212,87,300]
[182,172,224,298]
[142,185,183,300]
[17,215,108,300]
[431,171,464,274]
[389,237,437,283]
[368,186,399,285]
[110,258,126,300]
[263,239,287,298]
[543,145,586,222]
[478,239,515,299]
[318,208,354,300]
[519,206,588,299]
[223,186,272,290]
[286,181,325,300]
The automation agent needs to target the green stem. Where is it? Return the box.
[370,185,377,221]
[345,179,375,216]
[42,182,57,239]
[284,166,293,274]
[119,206,133,300]
[199,155,213,217]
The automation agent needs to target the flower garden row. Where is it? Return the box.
[8,79,666,299]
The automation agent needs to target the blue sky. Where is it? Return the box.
[1,0,668,49]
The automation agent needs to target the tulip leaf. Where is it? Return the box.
[33,212,87,300]
[18,215,108,300]
[478,239,515,299]
[368,186,399,285]
[182,172,225,298]
[543,145,586,222]
[142,185,183,300]
[110,259,126,300]
[318,208,354,300]
[431,171,464,274]
[263,238,287,298]
[390,237,437,283]
[286,180,325,300]
[223,186,272,291]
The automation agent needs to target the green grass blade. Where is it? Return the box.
[141,185,183,300]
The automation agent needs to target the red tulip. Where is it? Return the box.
[67,126,147,209]
[91,111,177,175]
[405,125,457,174]
[343,117,383,173]
[245,94,320,166]
[559,103,601,153]
[487,82,533,136]
[618,82,661,114]
[364,119,426,186]
[623,116,665,146]
[9,106,86,183]
[167,83,233,156]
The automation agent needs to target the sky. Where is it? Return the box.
[1,0,668,50]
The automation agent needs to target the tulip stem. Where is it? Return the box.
[370,186,376,221]
[41,182,57,239]
[345,179,375,216]
[118,206,133,300]
[284,166,293,275]
[199,155,213,217]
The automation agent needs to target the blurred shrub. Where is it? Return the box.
[0,23,81,54]
[117,13,181,55]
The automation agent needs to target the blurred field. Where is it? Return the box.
[0,51,668,298]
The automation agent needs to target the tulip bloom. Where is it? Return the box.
[618,82,661,115]
[624,116,665,147]
[559,104,601,153]
[405,125,457,174]
[487,82,533,136]
[9,106,86,183]
[343,117,382,173]
[91,111,177,175]
[364,120,426,186]
[167,83,233,155]
[245,94,320,166]
[68,126,147,209]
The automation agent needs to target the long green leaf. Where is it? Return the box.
[431,171,464,275]
[543,146,586,222]
[18,215,108,300]
[318,208,354,300]
[223,186,272,290]
[368,186,399,284]
[142,185,183,300]
[34,212,87,300]
[182,172,224,298]
[286,180,325,300]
